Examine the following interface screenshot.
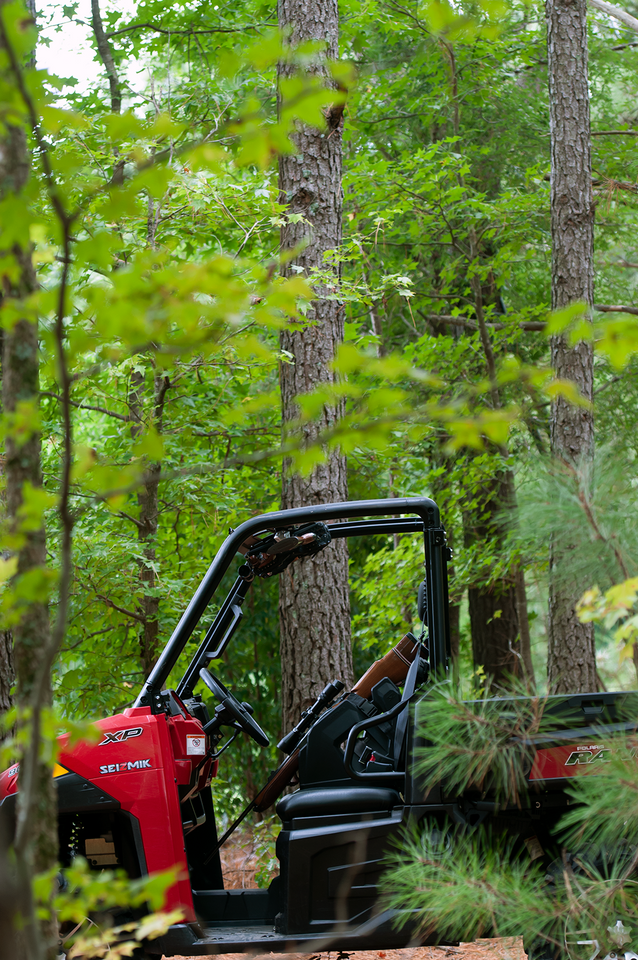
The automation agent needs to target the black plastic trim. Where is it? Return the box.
[343,699,409,784]
[136,498,440,711]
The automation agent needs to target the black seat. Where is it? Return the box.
[276,786,401,823]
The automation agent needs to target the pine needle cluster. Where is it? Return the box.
[415,682,558,806]
[382,688,638,955]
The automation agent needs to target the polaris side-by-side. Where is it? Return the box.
[1,497,636,957]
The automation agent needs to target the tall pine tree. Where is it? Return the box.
[277,0,353,730]
[546,0,597,693]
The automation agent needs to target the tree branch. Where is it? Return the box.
[116,510,144,531]
[91,0,122,114]
[95,594,146,624]
[420,312,546,331]
[588,0,638,33]
[593,303,638,315]
[41,390,131,422]
[105,21,266,38]
[422,304,638,330]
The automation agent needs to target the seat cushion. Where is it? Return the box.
[276,786,401,822]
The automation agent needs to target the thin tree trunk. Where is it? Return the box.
[277,0,352,732]
[445,510,461,674]
[91,0,121,113]
[0,337,14,730]
[137,457,161,676]
[514,565,535,685]
[128,370,169,677]
[546,0,597,694]
[92,25,167,679]
[0,628,14,720]
[0,38,57,958]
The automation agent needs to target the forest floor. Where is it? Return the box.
[169,831,527,960]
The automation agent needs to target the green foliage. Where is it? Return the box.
[252,816,280,889]
[383,823,559,944]
[414,683,550,805]
[384,712,638,954]
[559,738,638,852]
[578,579,638,665]
[37,858,182,958]
[3,0,638,946]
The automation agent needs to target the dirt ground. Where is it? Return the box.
[169,833,527,960]
[172,943,527,960]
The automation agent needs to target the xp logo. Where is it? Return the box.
[565,746,612,766]
[98,727,143,746]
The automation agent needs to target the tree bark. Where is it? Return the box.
[0,50,57,959]
[0,626,14,721]
[277,0,353,732]
[464,472,522,688]
[91,0,121,113]
[465,232,535,690]
[129,370,169,678]
[0,339,14,730]
[514,565,535,684]
[446,529,461,678]
[546,0,597,694]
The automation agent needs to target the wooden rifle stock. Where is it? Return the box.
[253,748,300,813]
[252,633,419,812]
[352,633,419,698]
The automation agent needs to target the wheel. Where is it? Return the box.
[564,878,638,960]
[526,848,638,960]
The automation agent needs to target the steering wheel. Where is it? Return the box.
[199,668,270,748]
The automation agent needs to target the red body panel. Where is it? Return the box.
[0,762,19,802]
[0,706,219,921]
[529,742,612,781]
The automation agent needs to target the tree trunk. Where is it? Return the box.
[129,370,169,678]
[514,564,535,685]
[468,582,519,684]
[464,472,522,688]
[90,18,167,680]
[0,335,14,731]
[0,60,57,960]
[465,234,534,690]
[277,0,352,732]
[91,0,121,113]
[137,457,161,677]
[546,0,597,694]
[446,528,461,670]
[0,628,14,720]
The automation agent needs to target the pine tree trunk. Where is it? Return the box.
[468,583,520,684]
[546,0,597,694]
[465,472,522,688]
[0,83,57,960]
[277,0,353,732]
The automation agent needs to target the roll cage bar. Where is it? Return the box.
[134,497,451,714]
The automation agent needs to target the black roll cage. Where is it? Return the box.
[134,497,450,714]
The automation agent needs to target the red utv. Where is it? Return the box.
[0,497,635,957]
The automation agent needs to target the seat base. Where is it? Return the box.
[276,786,401,823]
